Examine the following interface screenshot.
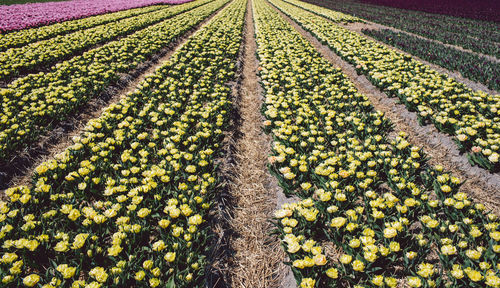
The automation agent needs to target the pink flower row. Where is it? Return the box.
[0,0,193,33]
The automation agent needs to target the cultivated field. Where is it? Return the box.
[0,0,499,287]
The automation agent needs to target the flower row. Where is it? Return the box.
[0,0,245,286]
[282,0,361,23]
[0,0,228,162]
[0,5,164,52]
[253,0,500,287]
[0,0,193,33]
[362,28,500,91]
[0,0,211,83]
[284,0,499,93]
[270,0,500,172]
[300,0,500,58]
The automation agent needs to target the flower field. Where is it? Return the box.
[0,0,194,33]
[0,0,214,83]
[292,0,500,93]
[361,28,500,91]
[300,0,500,56]
[0,5,165,52]
[0,0,499,287]
[0,0,245,286]
[0,2,204,82]
[0,0,225,162]
[255,0,500,286]
[270,0,500,172]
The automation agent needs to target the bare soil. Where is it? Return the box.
[226,1,296,287]
[273,5,500,214]
[0,2,230,192]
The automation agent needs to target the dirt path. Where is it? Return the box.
[272,4,500,214]
[0,2,230,192]
[226,0,296,287]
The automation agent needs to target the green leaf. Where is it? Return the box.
[166,277,176,288]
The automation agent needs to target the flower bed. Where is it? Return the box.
[0,5,164,52]
[270,0,500,172]
[302,0,500,58]
[0,0,194,33]
[0,0,246,286]
[362,28,500,91]
[253,0,500,286]
[0,0,212,83]
[0,0,228,162]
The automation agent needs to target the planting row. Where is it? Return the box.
[0,0,193,33]
[362,28,500,91]
[253,0,500,286]
[285,0,499,65]
[0,0,212,83]
[303,0,500,58]
[0,5,165,52]
[0,0,228,162]
[270,0,500,172]
[282,0,360,23]
[0,0,245,286]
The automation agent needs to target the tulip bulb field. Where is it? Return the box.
[0,0,499,287]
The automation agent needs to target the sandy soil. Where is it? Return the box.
[226,1,297,287]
